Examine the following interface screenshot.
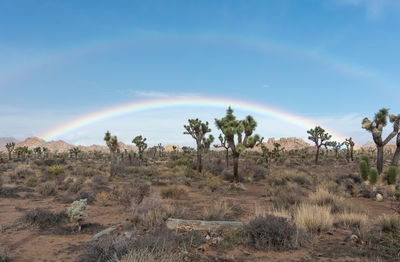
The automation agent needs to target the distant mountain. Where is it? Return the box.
[0,137,20,151]
[362,141,396,151]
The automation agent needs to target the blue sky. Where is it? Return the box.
[1,0,399,146]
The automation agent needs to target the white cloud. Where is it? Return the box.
[338,0,400,19]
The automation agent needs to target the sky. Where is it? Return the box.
[1,0,399,147]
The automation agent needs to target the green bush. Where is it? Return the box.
[369,167,378,185]
[387,166,398,185]
[47,165,65,176]
[360,160,369,181]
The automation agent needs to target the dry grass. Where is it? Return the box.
[160,185,189,199]
[336,212,368,230]
[254,204,292,220]
[294,203,333,234]
[117,248,184,262]
[378,214,400,233]
[201,201,233,221]
[95,191,112,206]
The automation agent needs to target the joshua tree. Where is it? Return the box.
[42,147,49,159]
[5,142,15,160]
[15,146,29,160]
[344,138,355,161]
[184,119,212,173]
[307,126,332,164]
[327,141,342,159]
[214,134,230,168]
[70,147,81,160]
[157,143,164,157]
[104,131,120,177]
[215,107,263,183]
[392,132,400,167]
[33,147,42,159]
[132,135,148,165]
[362,108,400,173]
[202,134,215,154]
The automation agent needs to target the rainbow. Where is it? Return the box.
[40,96,347,142]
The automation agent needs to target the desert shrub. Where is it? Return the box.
[0,248,10,262]
[92,175,108,186]
[133,196,165,229]
[378,214,400,233]
[47,165,65,176]
[201,201,233,221]
[272,183,306,209]
[184,166,196,179]
[76,191,95,204]
[67,198,88,232]
[251,166,270,181]
[164,204,190,219]
[68,178,85,194]
[14,165,34,179]
[36,182,57,197]
[205,159,225,176]
[96,191,112,206]
[0,177,3,190]
[294,204,333,234]
[25,176,38,187]
[246,215,306,251]
[336,174,362,185]
[119,248,184,262]
[336,212,368,230]
[112,183,150,208]
[20,208,68,229]
[254,205,292,220]
[73,166,102,177]
[160,185,188,199]
[386,166,398,185]
[369,168,378,185]
[207,176,223,192]
[360,160,369,181]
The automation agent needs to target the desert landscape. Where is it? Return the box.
[1,107,400,261]
[1,1,400,261]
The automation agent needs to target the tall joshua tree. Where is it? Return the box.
[215,107,263,183]
[5,142,15,160]
[326,141,342,159]
[132,135,148,165]
[70,147,81,160]
[34,147,42,159]
[184,119,213,173]
[202,135,215,154]
[307,126,332,164]
[342,138,355,162]
[104,131,120,177]
[214,134,230,168]
[362,108,400,173]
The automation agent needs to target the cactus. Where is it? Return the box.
[307,126,332,164]
[361,154,370,169]
[360,160,369,181]
[362,109,400,174]
[67,199,88,232]
[215,107,263,183]
[184,119,212,173]
[369,167,378,185]
[387,166,398,185]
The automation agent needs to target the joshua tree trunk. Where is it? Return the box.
[233,153,239,183]
[225,148,229,168]
[377,145,384,174]
[197,148,202,173]
[392,134,400,166]
[8,151,12,160]
[315,146,320,164]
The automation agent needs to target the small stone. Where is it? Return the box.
[376,193,383,202]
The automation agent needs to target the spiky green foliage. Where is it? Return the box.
[360,160,369,181]
[214,134,230,167]
[132,135,148,164]
[5,142,15,160]
[362,108,400,173]
[67,199,88,232]
[326,141,342,159]
[307,126,332,164]
[343,137,355,161]
[387,166,398,185]
[369,167,378,185]
[215,107,263,183]
[202,134,214,154]
[184,119,212,173]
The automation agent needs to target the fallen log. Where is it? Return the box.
[166,218,247,231]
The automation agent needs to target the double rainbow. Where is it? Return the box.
[40,96,347,142]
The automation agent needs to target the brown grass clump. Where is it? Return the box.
[36,182,57,197]
[378,214,400,233]
[96,191,112,206]
[201,201,233,221]
[160,185,188,199]
[336,212,368,230]
[294,203,333,234]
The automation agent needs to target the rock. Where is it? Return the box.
[376,193,383,202]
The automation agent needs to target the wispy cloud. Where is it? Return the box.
[338,0,400,20]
